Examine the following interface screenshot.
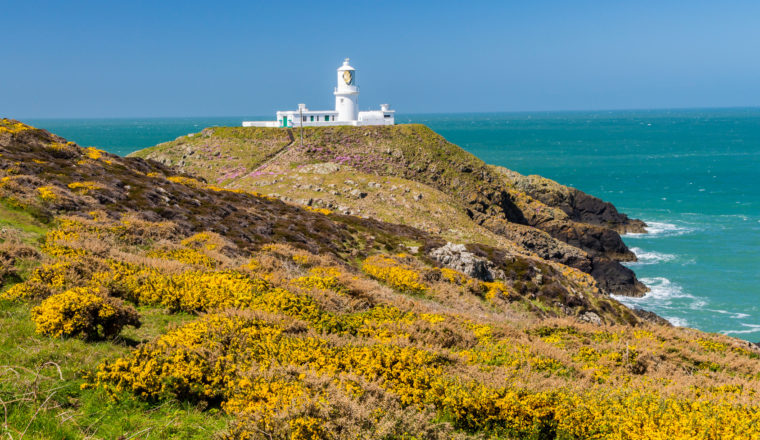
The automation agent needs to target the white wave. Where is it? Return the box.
[638,277,695,300]
[614,277,756,334]
[627,247,677,265]
[644,221,694,236]
[612,277,702,329]
[706,309,751,319]
[721,323,760,336]
[663,316,689,327]
[624,221,695,238]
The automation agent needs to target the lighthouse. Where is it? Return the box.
[242,58,394,127]
[334,58,359,122]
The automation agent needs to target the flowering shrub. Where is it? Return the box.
[304,206,331,215]
[36,186,58,202]
[147,247,218,268]
[84,147,104,160]
[0,260,81,300]
[31,287,140,339]
[292,267,345,292]
[0,119,31,134]
[181,231,223,251]
[361,254,426,294]
[460,341,568,375]
[560,266,600,294]
[127,270,269,312]
[167,175,206,188]
[67,181,103,195]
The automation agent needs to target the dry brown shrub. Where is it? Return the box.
[224,366,471,440]
[115,213,180,244]
[0,229,40,285]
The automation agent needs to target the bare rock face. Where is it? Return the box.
[591,257,648,297]
[497,168,647,234]
[633,308,672,326]
[429,242,504,282]
[580,311,603,325]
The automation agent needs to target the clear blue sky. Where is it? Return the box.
[4,0,760,118]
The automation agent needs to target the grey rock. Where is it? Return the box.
[349,189,367,199]
[428,242,503,282]
[579,311,603,325]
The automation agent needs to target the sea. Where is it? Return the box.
[25,109,760,340]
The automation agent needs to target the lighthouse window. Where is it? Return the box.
[325,115,330,122]
[310,116,314,122]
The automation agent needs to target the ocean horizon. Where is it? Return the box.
[24,108,760,340]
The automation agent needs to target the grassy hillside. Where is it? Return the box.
[4,119,760,439]
[134,125,646,296]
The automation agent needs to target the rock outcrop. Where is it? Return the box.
[428,242,505,282]
[495,167,647,234]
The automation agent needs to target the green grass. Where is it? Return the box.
[0,201,49,244]
[0,300,228,439]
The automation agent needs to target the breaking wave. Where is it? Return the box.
[612,277,701,327]
[624,221,696,238]
[627,247,677,265]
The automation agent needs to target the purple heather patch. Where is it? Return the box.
[248,170,279,177]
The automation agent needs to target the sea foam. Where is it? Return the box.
[624,221,695,238]
[721,324,760,336]
[627,247,677,265]
[612,277,701,327]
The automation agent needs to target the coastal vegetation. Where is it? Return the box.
[2,118,760,438]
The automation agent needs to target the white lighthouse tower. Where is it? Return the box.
[242,58,394,127]
[334,58,359,122]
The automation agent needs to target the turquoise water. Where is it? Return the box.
[27,110,760,340]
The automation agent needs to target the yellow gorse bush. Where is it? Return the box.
[304,205,331,215]
[0,118,32,134]
[167,175,206,188]
[361,254,427,294]
[147,247,218,268]
[67,181,103,195]
[0,259,86,300]
[36,185,58,202]
[84,147,104,160]
[31,287,140,339]
[292,266,345,292]
[125,270,269,312]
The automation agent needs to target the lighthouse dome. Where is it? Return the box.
[337,58,355,71]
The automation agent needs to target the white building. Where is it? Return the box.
[242,58,395,128]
